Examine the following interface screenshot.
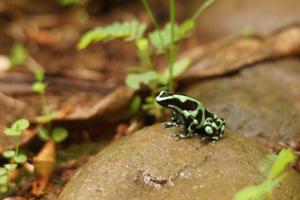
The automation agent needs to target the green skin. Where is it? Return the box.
[155,91,225,141]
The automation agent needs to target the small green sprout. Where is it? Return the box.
[31,70,69,144]
[234,148,297,200]
[38,126,69,144]
[0,119,30,193]
[9,43,27,67]
[32,70,46,95]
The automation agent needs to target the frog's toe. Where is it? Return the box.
[162,122,180,129]
[201,136,210,142]
[178,132,194,139]
[162,122,173,128]
[173,123,180,127]
[170,133,180,140]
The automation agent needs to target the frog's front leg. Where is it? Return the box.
[171,116,198,139]
[162,112,181,128]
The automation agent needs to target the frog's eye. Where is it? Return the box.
[205,126,213,135]
[159,91,168,97]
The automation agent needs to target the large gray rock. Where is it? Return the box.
[193,0,300,42]
[59,124,300,200]
[186,58,300,143]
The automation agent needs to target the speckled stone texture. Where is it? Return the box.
[59,124,300,200]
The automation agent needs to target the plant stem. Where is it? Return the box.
[192,0,215,21]
[168,0,176,92]
[15,136,20,157]
[140,0,164,48]
[40,93,49,117]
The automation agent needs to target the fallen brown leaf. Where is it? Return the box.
[180,25,300,81]
[32,140,56,197]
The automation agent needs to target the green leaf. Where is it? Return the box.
[0,185,8,193]
[259,154,278,177]
[5,118,29,136]
[2,150,15,159]
[0,168,7,176]
[130,95,142,114]
[4,128,19,137]
[145,96,154,104]
[159,58,191,85]
[52,127,69,143]
[142,96,155,111]
[136,38,149,51]
[0,176,8,185]
[33,70,45,82]
[125,71,158,91]
[268,148,297,180]
[38,127,50,142]
[11,119,30,132]
[148,0,214,53]
[14,154,28,164]
[32,82,46,94]
[56,0,83,6]
[9,43,27,67]
[148,22,195,53]
[148,24,171,52]
[4,164,17,171]
[241,25,254,38]
[77,20,147,49]
[177,19,196,40]
[234,180,279,200]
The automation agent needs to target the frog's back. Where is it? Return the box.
[173,94,203,111]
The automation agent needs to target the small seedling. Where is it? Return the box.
[234,148,297,200]
[32,70,49,117]
[78,0,214,118]
[38,126,69,143]
[0,119,29,193]
[31,70,69,144]
[9,42,27,67]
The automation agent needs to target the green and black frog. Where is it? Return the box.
[155,91,225,141]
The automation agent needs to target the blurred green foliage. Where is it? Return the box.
[234,148,297,200]
[0,119,30,194]
[9,43,27,67]
[78,0,214,118]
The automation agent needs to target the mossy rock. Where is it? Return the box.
[186,58,300,143]
[59,124,300,200]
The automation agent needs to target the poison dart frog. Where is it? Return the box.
[155,91,225,141]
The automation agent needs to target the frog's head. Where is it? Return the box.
[155,91,176,107]
[156,90,198,112]
[203,115,225,140]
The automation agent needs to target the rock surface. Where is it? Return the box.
[186,58,300,143]
[193,0,300,42]
[59,124,300,200]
